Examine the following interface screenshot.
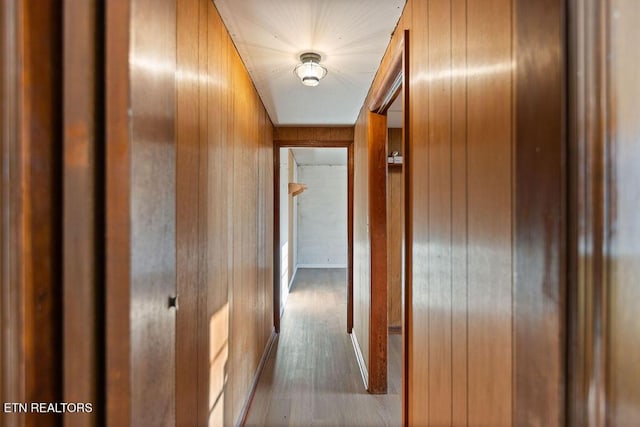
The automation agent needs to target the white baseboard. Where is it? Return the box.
[296,264,348,269]
[235,329,277,427]
[350,331,368,391]
[288,265,298,290]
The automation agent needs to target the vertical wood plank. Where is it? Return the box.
[175,0,200,424]
[105,0,131,424]
[513,0,566,425]
[450,0,468,425]
[129,0,176,423]
[63,0,101,424]
[196,0,209,423]
[409,0,429,423]
[466,0,512,424]
[427,1,453,424]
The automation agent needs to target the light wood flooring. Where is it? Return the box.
[244,268,402,427]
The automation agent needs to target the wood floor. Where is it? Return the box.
[245,268,402,427]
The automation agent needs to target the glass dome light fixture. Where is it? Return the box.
[294,52,327,87]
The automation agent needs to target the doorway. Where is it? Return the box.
[272,131,354,333]
[276,147,349,318]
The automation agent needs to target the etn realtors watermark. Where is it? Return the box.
[4,402,93,413]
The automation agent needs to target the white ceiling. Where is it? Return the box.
[214,0,406,126]
[291,148,347,166]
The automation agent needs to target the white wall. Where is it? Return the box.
[279,148,290,312]
[296,165,348,267]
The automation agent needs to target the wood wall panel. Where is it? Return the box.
[450,1,468,425]
[386,128,402,330]
[358,0,566,424]
[466,1,513,424]
[513,0,566,424]
[175,0,200,423]
[1,2,64,426]
[63,0,102,424]
[173,1,274,425]
[426,1,453,424]
[353,110,371,371]
[105,0,131,424]
[408,1,429,423]
[129,0,177,424]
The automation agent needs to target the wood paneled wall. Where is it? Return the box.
[106,0,274,425]
[353,111,372,376]
[356,0,566,424]
[387,128,403,330]
[1,1,64,426]
[568,0,640,425]
[175,1,274,426]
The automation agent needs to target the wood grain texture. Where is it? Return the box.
[105,0,131,424]
[426,2,453,424]
[513,0,566,424]
[466,1,513,424]
[367,111,388,394]
[63,0,101,424]
[353,109,371,373]
[129,0,177,424]
[175,0,200,423]
[274,127,354,142]
[408,1,429,423]
[365,0,567,424]
[386,128,403,330]
[450,1,468,425]
[2,2,63,426]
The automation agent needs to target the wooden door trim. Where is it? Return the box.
[366,111,388,394]
[365,27,408,404]
[272,139,354,334]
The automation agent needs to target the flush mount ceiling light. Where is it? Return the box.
[294,52,327,87]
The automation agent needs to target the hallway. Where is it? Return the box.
[245,269,401,426]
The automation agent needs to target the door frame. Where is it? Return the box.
[273,138,354,333]
[366,28,410,414]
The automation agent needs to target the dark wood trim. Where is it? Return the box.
[2,3,65,424]
[63,0,103,422]
[274,140,352,148]
[1,2,25,422]
[401,29,411,427]
[513,0,566,425]
[566,1,611,425]
[105,0,131,424]
[369,42,403,113]
[235,329,278,427]
[366,111,388,394]
[272,138,354,336]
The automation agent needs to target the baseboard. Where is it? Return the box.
[296,264,348,269]
[350,331,369,391]
[388,325,402,334]
[235,329,277,427]
[288,265,298,290]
